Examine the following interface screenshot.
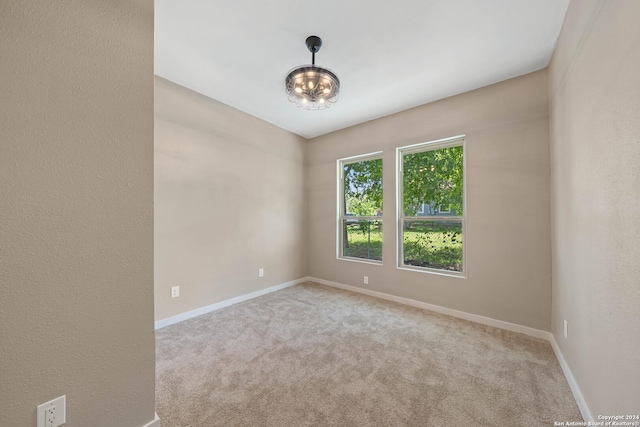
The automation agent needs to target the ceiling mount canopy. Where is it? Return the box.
[285,35,340,110]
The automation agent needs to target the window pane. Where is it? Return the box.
[343,159,383,216]
[402,220,462,271]
[342,219,382,261]
[402,146,463,216]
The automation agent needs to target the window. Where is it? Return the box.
[338,153,383,263]
[397,136,465,275]
[438,204,451,214]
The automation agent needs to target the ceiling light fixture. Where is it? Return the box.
[285,36,340,110]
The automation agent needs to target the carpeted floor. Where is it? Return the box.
[156,282,582,426]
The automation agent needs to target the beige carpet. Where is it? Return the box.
[156,282,582,426]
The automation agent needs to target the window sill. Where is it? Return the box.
[397,265,466,279]
[338,257,383,266]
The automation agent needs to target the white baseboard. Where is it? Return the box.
[549,335,593,422]
[308,277,551,340]
[155,278,307,330]
[141,412,160,427]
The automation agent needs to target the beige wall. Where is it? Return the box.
[154,77,307,322]
[0,1,156,427]
[549,0,640,416]
[307,70,552,331]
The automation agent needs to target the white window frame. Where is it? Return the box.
[337,151,383,265]
[438,204,451,214]
[396,135,466,277]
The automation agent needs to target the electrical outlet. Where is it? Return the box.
[363,276,369,285]
[171,286,180,298]
[46,406,59,427]
[259,268,264,278]
[37,395,66,427]
[564,320,568,339]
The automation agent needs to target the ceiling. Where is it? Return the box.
[155,0,570,139]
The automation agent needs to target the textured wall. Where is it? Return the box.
[154,77,307,322]
[0,1,156,427]
[307,70,552,331]
[549,0,640,416]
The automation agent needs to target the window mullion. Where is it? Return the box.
[402,216,462,221]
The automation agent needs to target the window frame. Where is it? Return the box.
[438,204,451,214]
[337,151,384,265]
[396,135,466,277]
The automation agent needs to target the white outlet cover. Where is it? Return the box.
[259,268,264,277]
[37,395,66,427]
[564,320,568,338]
[364,276,369,285]
[171,286,180,298]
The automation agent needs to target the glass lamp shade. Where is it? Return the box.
[285,65,340,110]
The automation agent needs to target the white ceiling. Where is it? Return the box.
[155,0,570,139]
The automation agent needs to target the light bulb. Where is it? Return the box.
[323,88,330,94]
[308,81,315,89]
[294,87,302,93]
